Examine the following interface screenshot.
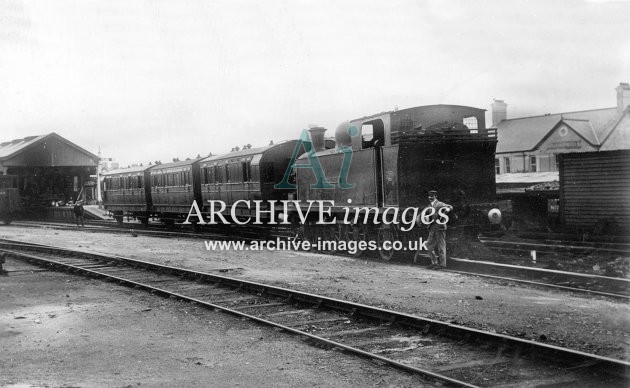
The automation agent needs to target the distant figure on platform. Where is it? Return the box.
[73,200,85,227]
[422,190,452,269]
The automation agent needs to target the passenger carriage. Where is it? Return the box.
[148,159,202,225]
[102,165,154,224]
[198,141,308,222]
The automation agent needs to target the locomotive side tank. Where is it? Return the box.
[294,104,500,259]
[102,165,154,224]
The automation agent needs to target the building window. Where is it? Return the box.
[495,158,500,174]
[530,156,537,172]
[554,154,560,171]
[504,157,511,173]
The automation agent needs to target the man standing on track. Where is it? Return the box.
[74,199,85,227]
[424,190,452,269]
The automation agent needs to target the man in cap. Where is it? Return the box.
[73,199,85,227]
[423,190,452,269]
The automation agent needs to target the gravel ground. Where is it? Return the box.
[1,259,428,387]
[1,225,629,361]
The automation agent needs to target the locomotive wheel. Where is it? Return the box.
[377,226,398,261]
[321,226,338,254]
[345,224,367,258]
[302,224,317,251]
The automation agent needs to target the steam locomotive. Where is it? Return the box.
[103,104,501,259]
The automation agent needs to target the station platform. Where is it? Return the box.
[83,205,112,220]
[43,205,112,221]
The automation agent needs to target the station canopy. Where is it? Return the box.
[0,133,99,205]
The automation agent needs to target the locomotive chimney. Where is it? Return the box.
[307,126,327,152]
[491,99,507,127]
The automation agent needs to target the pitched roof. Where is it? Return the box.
[0,132,99,162]
[0,135,47,159]
[495,108,619,153]
[561,119,599,145]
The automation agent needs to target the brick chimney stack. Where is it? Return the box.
[616,82,630,113]
[491,99,507,127]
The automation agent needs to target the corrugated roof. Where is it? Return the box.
[495,108,618,153]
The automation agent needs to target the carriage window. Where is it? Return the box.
[242,161,251,182]
[213,165,221,183]
[225,164,231,182]
[232,162,241,182]
[138,176,143,188]
[463,116,478,130]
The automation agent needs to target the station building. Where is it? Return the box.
[0,133,99,209]
[492,82,630,233]
[492,82,630,175]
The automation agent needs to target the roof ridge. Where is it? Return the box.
[502,107,615,122]
[562,117,591,122]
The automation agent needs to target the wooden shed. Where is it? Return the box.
[559,150,630,235]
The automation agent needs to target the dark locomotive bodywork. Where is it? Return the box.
[102,165,154,224]
[0,175,20,225]
[99,105,499,253]
[294,105,500,259]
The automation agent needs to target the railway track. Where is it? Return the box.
[478,236,630,256]
[6,221,630,298]
[1,239,628,387]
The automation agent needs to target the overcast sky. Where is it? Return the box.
[1,0,628,166]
